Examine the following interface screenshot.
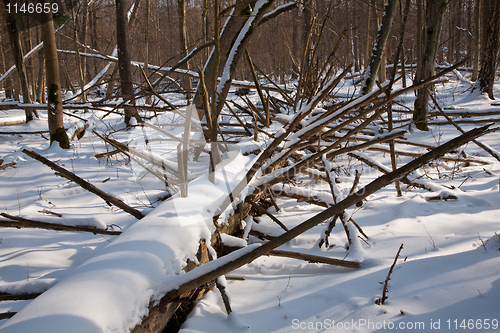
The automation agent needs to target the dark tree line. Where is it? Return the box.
[1,0,500,148]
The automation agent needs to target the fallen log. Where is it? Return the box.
[22,149,145,219]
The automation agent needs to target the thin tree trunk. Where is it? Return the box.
[26,22,36,101]
[415,0,423,84]
[40,3,69,149]
[362,0,398,94]
[3,0,34,120]
[202,0,209,63]
[471,0,480,81]
[364,2,371,70]
[116,0,138,125]
[144,0,151,104]
[72,4,86,103]
[80,0,89,101]
[177,0,192,102]
[413,0,449,130]
[477,0,500,99]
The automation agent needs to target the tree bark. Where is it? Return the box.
[471,0,480,81]
[116,0,138,125]
[40,4,69,149]
[362,0,398,94]
[477,0,500,99]
[413,0,449,130]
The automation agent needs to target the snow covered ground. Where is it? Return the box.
[0,75,499,332]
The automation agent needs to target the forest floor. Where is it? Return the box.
[0,73,499,332]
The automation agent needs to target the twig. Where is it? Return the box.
[379,243,404,305]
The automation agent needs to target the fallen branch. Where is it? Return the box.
[268,250,360,268]
[158,125,494,310]
[0,213,122,235]
[22,149,145,220]
[0,161,16,171]
[0,312,15,320]
[0,292,42,301]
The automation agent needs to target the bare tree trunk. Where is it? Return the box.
[364,2,371,70]
[144,0,150,104]
[302,0,314,97]
[448,6,455,63]
[413,0,449,130]
[415,0,423,84]
[80,0,89,101]
[477,0,500,99]
[106,0,142,101]
[72,3,86,103]
[177,0,192,102]
[0,31,12,99]
[202,0,209,63]
[3,0,34,120]
[35,25,45,103]
[362,0,398,94]
[26,22,36,101]
[192,1,257,119]
[40,3,69,149]
[116,0,139,125]
[91,2,99,77]
[471,0,480,81]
